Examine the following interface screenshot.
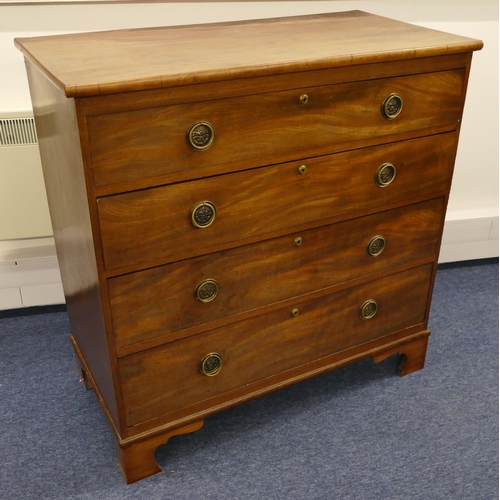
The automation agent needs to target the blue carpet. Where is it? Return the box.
[0,259,498,499]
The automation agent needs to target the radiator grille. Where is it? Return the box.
[0,118,38,146]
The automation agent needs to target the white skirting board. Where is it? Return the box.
[0,214,498,311]
[0,237,64,311]
[439,209,499,263]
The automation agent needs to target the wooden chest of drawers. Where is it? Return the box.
[15,11,482,483]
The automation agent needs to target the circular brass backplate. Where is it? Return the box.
[191,201,217,228]
[200,353,222,376]
[367,235,386,257]
[187,121,215,151]
[381,93,403,120]
[375,163,396,188]
[359,300,378,320]
[195,279,219,303]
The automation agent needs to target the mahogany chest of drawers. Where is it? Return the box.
[15,11,482,483]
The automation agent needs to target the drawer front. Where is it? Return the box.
[88,70,464,187]
[119,264,433,426]
[109,198,444,350]
[98,133,455,272]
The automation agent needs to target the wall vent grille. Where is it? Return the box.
[0,118,38,146]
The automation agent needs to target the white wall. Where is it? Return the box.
[0,1,497,308]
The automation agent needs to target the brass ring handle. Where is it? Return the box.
[187,121,215,150]
[300,94,309,104]
[298,165,307,175]
[195,279,219,303]
[191,201,217,228]
[359,299,378,320]
[200,353,222,376]
[294,237,303,246]
[375,163,396,188]
[367,235,386,257]
[381,93,403,120]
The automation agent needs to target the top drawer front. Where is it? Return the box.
[87,70,464,187]
[98,133,455,272]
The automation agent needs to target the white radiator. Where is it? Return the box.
[0,113,53,241]
[0,117,38,146]
[0,113,62,310]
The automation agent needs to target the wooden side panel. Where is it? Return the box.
[87,70,465,187]
[24,61,120,428]
[98,133,456,272]
[109,198,444,350]
[119,264,433,427]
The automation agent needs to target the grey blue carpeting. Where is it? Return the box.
[0,259,498,499]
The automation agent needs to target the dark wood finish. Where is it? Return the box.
[372,331,430,376]
[87,70,464,187]
[116,420,204,485]
[98,133,456,272]
[119,264,433,426]
[24,63,121,428]
[109,198,443,351]
[122,324,430,439]
[16,11,481,483]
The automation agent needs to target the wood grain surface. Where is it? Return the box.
[109,198,444,351]
[98,133,456,272]
[119,264,433,426]
[14,11,482,97]
[25,64,122,429]
[87,69,464,187]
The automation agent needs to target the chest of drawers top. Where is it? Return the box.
[15,10,481,98]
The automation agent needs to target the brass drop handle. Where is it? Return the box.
[191,201,217,228]
[375,163,396,187]
[195,279,219,303]
[187,121,215,150]
[367,235,386,257]
[200,353,222,376]
[359,299,378,320]
[381,93,403,119]
[300,94,309,104]
[298,165,307,175]
[294,237,303,246]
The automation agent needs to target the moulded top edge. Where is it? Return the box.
[14,10,483,98]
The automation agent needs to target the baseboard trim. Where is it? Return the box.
[0,303,67,319]
[439,211,498,263]
[0,236,65,311]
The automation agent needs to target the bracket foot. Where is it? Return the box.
[372,331,430,376]
[116,420,205,484]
